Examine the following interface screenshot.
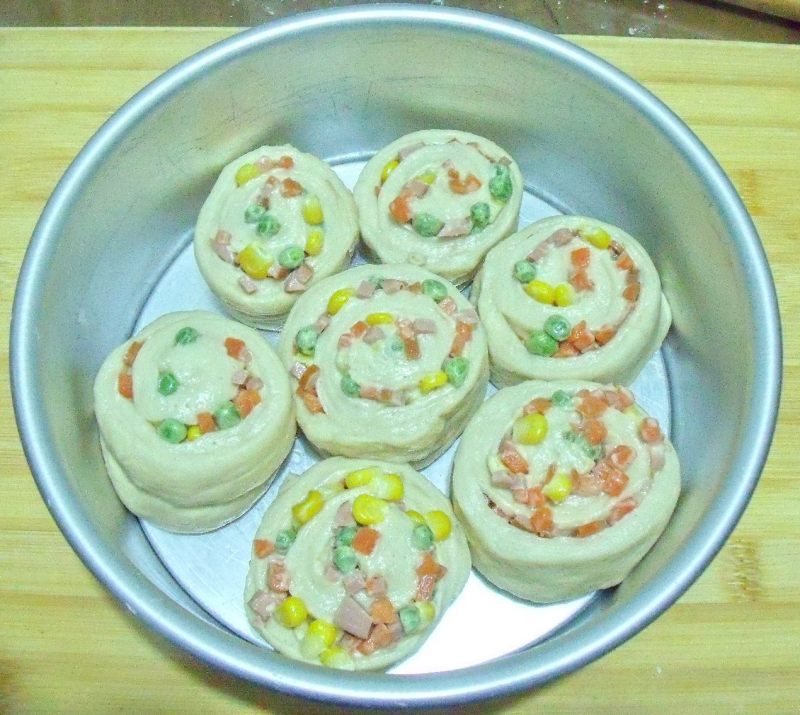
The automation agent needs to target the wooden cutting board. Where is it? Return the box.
[1,28,798,713]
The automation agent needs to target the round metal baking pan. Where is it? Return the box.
[11,5,780,707]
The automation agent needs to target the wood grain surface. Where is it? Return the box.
[1,28,798,714]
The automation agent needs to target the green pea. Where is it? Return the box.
[385,335,404,357]
[551,389,573,408]
[275,528,297,552]
[244,204,267,224]
[544,315,571,342]
[341,374,361,397]
[398,604,422,634]
[333,545,357,573]
[174,327,199,345]
[470,202,491,231]
[157,418,187,444]
[157,372,179,396]
[412,213,444,237]
[422,279,448,303]
[443,357,469,388]
[256,214,281,237]
[214,401,241,430]
[412,523,434,550]
[489,163,513,202]
[278,245,305,269]
[295,326,318,356]
[513,260,537,284]
[563,430,602,460]
[526,330,558,357]
[336,525,357,547]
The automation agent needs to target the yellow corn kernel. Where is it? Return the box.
[366,312,394,325]
[327,287,354,315]
[416,171,437,185]
[405,509,426,525]
[424,510,452,541]
[525,280,555,305]
[581,226,612,249]
[238,242,273,280]
[371,473,405,501]
[235,162,260,187]
[275,595,308,628]
[416,601,436,624]
[419,371,448,394]
[320,645,354,670]
[380,159,400,183]
[302,195,324,225]
[301,619,338,659]
[305,229,324,256]
[554,283,574,307]
[542,472,573,502]
[344,466,380,489]
[292,489,324,525]
[512,413,548,445]
[308,619,338,647]
[186,425,202,441]
[352,493,388,525]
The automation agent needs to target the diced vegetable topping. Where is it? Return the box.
[352,494,388,525]
[370,472,405,501]
[443,356,469,388]
[581,226,612,249]
[340,374,361,397]
[554,283,574,307]
[398,605,421,634]
[333,545,357,573]
[174,327,199,345]
[525,279,555,304]
[380,159,400,183]
[157,371,179,396]
[526,329,558,357]
[422,279,448,303]
[275,596,308,628]
[542,472,573,502]
[157,418,187,444]
[419,371,448,394]
[305,229,324,256]
[235,163,260,186]
[295,326,318,356]
[275,528,297,552]
[278,245,305,269]
[244,204,267,224]
[256,214,281,237]
[470,202,491,231]
[327,287,354,315]
[412,213,444,237]
[411,523,434,550]
[513,412,548,445]
[544,315,571,342]
[424,510,452,541]
[513,260,537,284]
[292,489,324,525]
[488,163,513,201]
[302,195,324,225]
[214,401,241,430]
[239,242,273,279]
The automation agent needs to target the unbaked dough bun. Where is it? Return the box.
[451,380,680,603]
[244,457,471,670]
[93,311,296,533]
[194,145,359,329]
[353,130,523,286]
[277,264,490,468]
[472,215,671,386]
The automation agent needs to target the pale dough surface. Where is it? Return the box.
[473,215,671,386]
[353,129,523,286]
[451,380,681,603]
[244,457,471,670]
[277,264,490,468]
[94,311,296,533]
[195,144,359,329]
